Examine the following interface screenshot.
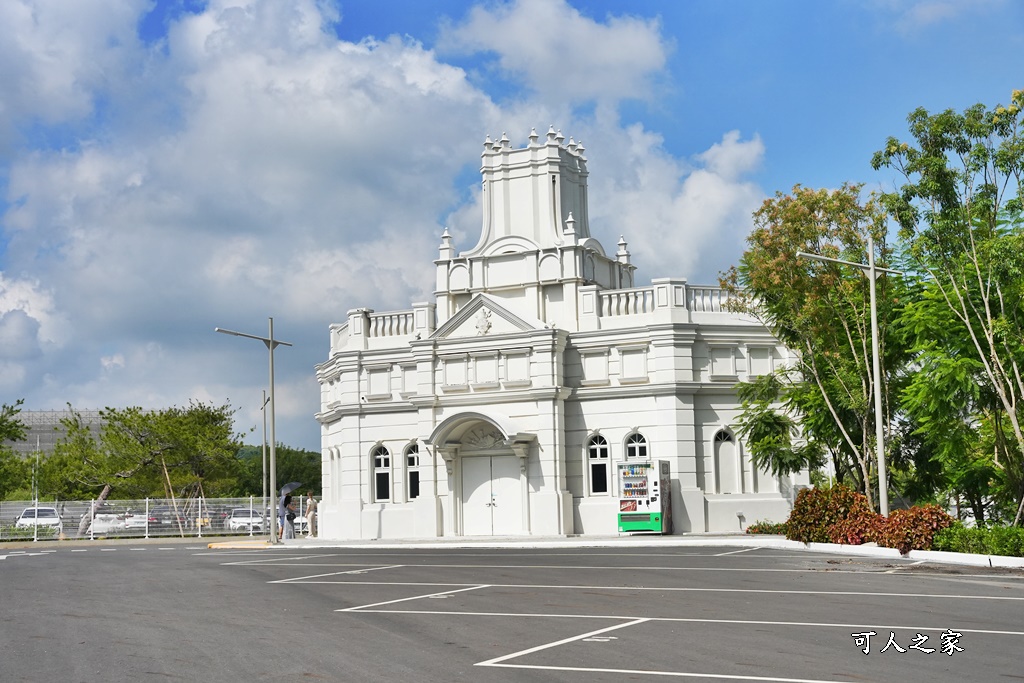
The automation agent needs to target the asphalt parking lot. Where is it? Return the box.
[2,541,1022,682]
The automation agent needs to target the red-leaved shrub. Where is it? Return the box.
[785,485,873,544]
[875,505,954,554]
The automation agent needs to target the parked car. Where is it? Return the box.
[198,504,231,529]
[15,507,63,534]
[124,510,158,530]
[150,505,187,528]
[227,508,263,531]
[86,512,127,535]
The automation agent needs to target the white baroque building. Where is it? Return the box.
[315,127,807,540]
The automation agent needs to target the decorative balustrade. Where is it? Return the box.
[687,286,730,313]
[598,287,655,316]
[591,284,730,318]
[367,310,415,337]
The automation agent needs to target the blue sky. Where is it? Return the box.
[0,0,1021,451]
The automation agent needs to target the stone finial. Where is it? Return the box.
[546,125,558,144]
[483,134,493,149]
[500,132,510,149]
[439,228,455,259]
[563,212,577,234]
[567,137,577,153]
[528,127,539,146]
[616,235,631,264]
[555,129,565,145]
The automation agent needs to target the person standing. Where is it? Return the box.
[279,494,296,540]
[304,491,317,538]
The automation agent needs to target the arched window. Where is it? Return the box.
[587,435,610,495]
[625,432,648,460]
[406,444,420,500]
[372,445,391,502]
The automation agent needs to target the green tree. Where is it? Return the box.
[234,444,321,497]
[43,402,243,535]
[38,407,108,501]
[721,184,907,508]
[0,399,30,500]
[873,89,1024,524]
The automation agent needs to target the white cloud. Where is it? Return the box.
[871,0,1006,33]
[0,0,149,148]
[589,125,765,285]
[0,0,765,449]
[439,0,670,104]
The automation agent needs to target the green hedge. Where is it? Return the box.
[0,524,61,540]
[745,520,788,535]
[932,523,1024,557]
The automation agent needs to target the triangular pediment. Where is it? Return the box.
[431,294,545,340]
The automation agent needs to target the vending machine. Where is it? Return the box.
[617,460,673,534]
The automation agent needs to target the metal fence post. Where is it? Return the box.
[144,497,150,539]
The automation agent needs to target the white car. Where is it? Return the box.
[124,511,158,530]
[227,508,263,531]
[15,507,63,534]
[87,512,128,535]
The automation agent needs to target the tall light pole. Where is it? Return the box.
[260,390,270,522]
[797,237,902,516]
[215,317,293,542]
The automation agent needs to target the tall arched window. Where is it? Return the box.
[406,444,420,500]
[372,445,391,502]
[625,432,648,460]
[587,435,610,495]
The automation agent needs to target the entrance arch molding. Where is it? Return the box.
[426,411,535,536]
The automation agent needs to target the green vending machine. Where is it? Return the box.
[617,460,673,534]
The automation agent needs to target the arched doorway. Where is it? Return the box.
[427,412,535,536]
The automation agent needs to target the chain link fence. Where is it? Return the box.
[0,496,316,542]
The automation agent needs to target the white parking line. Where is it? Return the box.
[339,584,490,612]
[341,603,1024,637]
[271,565,404,584]
[479,662,857,682]
[477,618,648,667]
[278,576,1024,602]
[714,547,762,556]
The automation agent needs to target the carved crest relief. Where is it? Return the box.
[462,427,504,450]
[475,308,492,335]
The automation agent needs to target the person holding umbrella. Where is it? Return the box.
[278,482,301,540]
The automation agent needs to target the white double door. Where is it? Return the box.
[461,454,522,535]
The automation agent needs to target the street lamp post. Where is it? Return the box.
[260,390,270,522]
[215,317,293,542]
[797,237,902,516]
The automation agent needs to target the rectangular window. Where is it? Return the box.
[407,447,420,500]
[588,436,610,495]
[374,472,390,502]
[590,462,608,494]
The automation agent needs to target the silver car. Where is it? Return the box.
[15,507,63,534]
[227,508,263,531]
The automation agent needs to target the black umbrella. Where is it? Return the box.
[280,481,302,496]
